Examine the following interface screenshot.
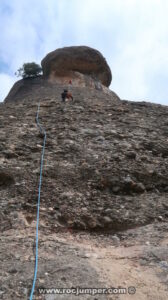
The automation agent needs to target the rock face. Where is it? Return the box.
[1,77,168,299]
[2,85,168,231]
[41,46,112,87]
[5,46,113,102]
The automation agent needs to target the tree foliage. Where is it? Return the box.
[16,62,42,78]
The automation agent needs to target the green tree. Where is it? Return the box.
[15,62,42,78]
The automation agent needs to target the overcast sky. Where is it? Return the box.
[0,0,168,104]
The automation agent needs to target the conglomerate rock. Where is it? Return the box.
[5,46,112,103]
[1,77,168,300]
[1,83,168,231]
[41,46,112,87]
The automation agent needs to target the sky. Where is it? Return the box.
[0,0,168,104]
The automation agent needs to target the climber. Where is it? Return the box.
[61,89,73,102]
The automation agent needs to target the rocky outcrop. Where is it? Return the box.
[1,71,168,299]
[4,76,44,103]
[4,76,115,103]
[1,85,168,232]
[41,46,112,87]
[5,46,113,102]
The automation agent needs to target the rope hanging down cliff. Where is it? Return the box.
[29,102,46,300]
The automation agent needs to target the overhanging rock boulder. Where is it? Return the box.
[41,46,112,88]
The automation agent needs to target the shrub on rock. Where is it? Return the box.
[16,62,42,78]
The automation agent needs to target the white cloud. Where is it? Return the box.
[0,0,168,104]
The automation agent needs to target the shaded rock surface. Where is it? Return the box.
[4,76,113,104]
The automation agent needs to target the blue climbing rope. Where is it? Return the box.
[29,101,46,300]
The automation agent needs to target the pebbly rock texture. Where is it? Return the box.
[2,84,168,232]
[1,80,168,299]
[41,46,112,87]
